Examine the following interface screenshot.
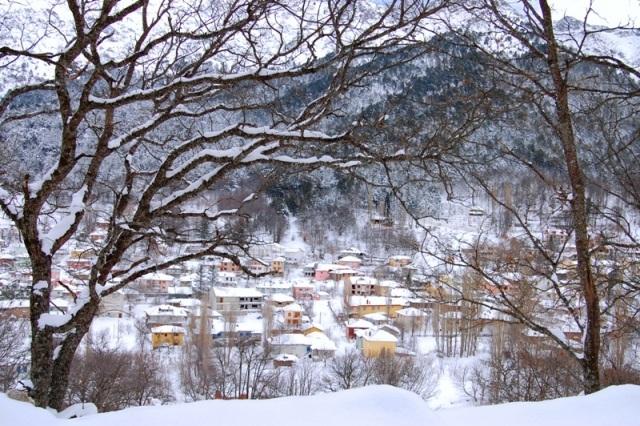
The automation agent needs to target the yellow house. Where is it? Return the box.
[359,328,398,357]
[302,325,324,336]
[347,295,408,318]
[151,325,185,349]
[271,257,285,275]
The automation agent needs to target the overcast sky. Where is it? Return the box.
[549,0,639,26]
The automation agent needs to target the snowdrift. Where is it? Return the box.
[2,384,639,426]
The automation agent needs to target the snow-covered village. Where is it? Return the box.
[1,1,640,425]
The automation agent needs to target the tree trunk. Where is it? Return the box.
[47,314,94,410]
[539,0,601,394]
[29,257,54,408]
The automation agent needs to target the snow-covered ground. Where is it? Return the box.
[3,384,639,426]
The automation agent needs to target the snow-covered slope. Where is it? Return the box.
[2,384,639,426]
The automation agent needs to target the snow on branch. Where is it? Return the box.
[40,185,87,255]
[151,167,224,212]
[0,187,21,219]
[87,68,303,109]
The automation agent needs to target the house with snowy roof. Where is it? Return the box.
[256,281,292,296]
[145,304,189,327]
[344,276,377,298]
[98,289,127,318]
[0,299,29,318]
[396,307,429,334]
[168,285,193,299]
[328,267,361,282]
[283,302,304,327]
[292,281,317,300]
[209,287,263,316]
[314,263,349,281]
[151,325,185,349]
[307,331,337,359]
[136,272,175,293]
[269,333,312,359]
[347,295,409,318]
[339,247,368,259]
[357,327,398,357]
[218,258,242,273]
[211,313,263,342]
[273,353,298,367]
[268,293,295,308]
[337,255,362,269]
[346,318,374,339]
[270,257,285,275]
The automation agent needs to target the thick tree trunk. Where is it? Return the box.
[539,0,601,394]
[48,316,94,410]
[29,257,54,408]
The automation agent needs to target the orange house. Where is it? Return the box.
[284,302,304,327]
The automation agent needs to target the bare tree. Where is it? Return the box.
[368,351,439,399]
[322,347,370,391]
[0,0,451,408]
[460,326,583,404]
[66,332,172,412]
[0,318,29,392]
[377,0,640,394]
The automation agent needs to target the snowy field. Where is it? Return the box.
[2,384,639,426]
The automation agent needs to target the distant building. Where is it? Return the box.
[357,328,398,357]
[219,258,241,273]
[271,257,285,276]
[314,264,337,281]
[217,271,238,286]
[346,318,374,340]
[151,325,185,349]
[137,272,175,293]
[388,255,412,268]
[145,304,189,327]
[337,255,362,269]
[283,302,304,327]
[292,282,316,300]
[269,333,312,359]
[0,299,29,318]
[347,295,409,318]
[345,276,377,297]
[209,287,264,316]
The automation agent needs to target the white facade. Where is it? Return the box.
[210,287,264,316]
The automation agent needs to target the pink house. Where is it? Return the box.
[292,282,317,300]
[314,263,348,281]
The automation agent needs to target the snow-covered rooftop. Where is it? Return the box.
[211,287,263,298]
[338,255,362,263]
[283,302,304,312]
[140,272,174,281]
[269,293,295,303]
[362,328,398,343]
[348,296,408,307]
[144,304,189,317]
[270,333,310,346]
[151,325,185,334]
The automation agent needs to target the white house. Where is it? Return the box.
[209,287,264,316]
[216,271,239,286]
[269,333,312,359]
[145,304,189,327]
